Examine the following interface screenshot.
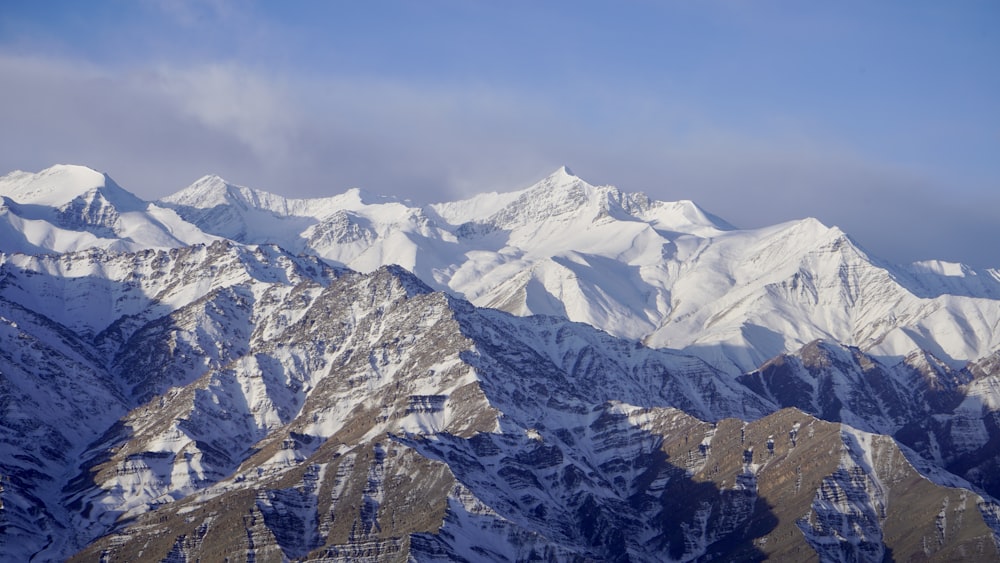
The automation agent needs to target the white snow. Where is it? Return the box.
[0,164,108,206]
[4,163,1000,376]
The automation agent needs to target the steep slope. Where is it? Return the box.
[0,242,339,560]
[159,166,1000,374]
[903,350,1000,499]
[0,165,214,253]
[738,340,1000,499]
[0,297,122,560]
[73,391,1000,563]
[49,265,996,562]
[738,340,968,435]
[5,164,999,376]
[409,407,1000,562]
[60,265,774,561]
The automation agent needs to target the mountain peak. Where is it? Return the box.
[196,173,229,187]
[161,174,241,209]
[648,198,736,232]
[908,260,972,278]
[528,166,586,191]
[535,166,583,186]
[162,175,300,217]
[0,164,150,220]
[0,164,113,206]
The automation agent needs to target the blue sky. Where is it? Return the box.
[1,1,998,266]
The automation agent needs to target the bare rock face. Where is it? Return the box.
[0,242,339,561]
[70,393,1000,563]
[0,243,997,561]
[4,258,989,562]
[741,340,1000,504]
[60,263,765,561]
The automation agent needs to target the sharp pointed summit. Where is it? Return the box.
[161,174,235,208]
[531,164,587,190]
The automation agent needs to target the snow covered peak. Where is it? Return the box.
[0,164,140,209]
[552,165,576,179]
[433,168,732,240]
[641,198,735,235]
[901,259,1000,300]
[470,167,613,232]
[161,174,232,208]
[163,176,407,219]
[0,165,216,254]
[749,217,856,259]
[429,167,582,226]
[162,174,295,214]
[529,165,588,192]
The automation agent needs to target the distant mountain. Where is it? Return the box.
[141,165,1000,374]
[6,164,998,374]
[2,164,1000,561]
[0,165,215,253]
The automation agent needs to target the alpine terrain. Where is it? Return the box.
[1,164,1000,562]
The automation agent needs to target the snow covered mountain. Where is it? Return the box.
[0,165,215,254]
[159,165,1000,374]
[0,242,338,560]
[5,164,999,375]
[2,163,1000,561]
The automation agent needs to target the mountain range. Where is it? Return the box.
[1,164,999,561]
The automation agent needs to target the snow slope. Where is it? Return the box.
[0,165,215,254]
[5,164,999,375]
[159,165,1000,374]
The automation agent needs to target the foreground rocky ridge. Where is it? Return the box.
[0,247,996,561]
[75,402,1000,562]
[0,242,339,559]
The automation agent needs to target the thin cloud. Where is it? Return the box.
[0,54,260,192]
[148,64,298,161]
[0,52,996,268]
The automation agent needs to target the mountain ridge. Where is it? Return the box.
[1,250,995,561]
[3,164,1000,560]
[3,164,999,376]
